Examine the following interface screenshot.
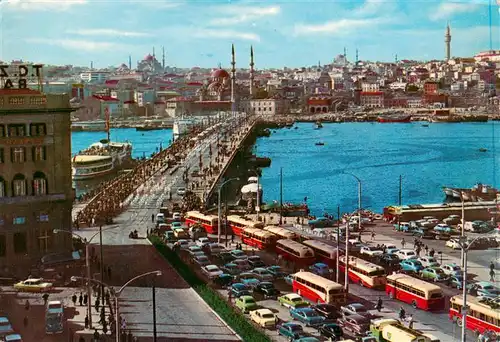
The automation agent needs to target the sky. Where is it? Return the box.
[0,0,498,69]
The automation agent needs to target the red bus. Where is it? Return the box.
[449,295,500,335]
[263,225,298,241]
[185,211,218,234]
[302,240,336,267]
[386,273,445,311]
[241,228,275,250]
[226,215,263,237]
[275,239,316,266]
[292,271,346,306]
[339,256,386,289]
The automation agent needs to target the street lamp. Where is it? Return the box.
[54,226,119,330]
[456,232,496,342]
[342,172,362,294]
[218,178,239,245]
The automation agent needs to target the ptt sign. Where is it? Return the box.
[0,64,43,89]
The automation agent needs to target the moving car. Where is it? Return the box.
[360,246,383,257]
[337,314,370,337]
[396,249,418,260]
[309,263,331,276]
[277,322,306,340]
[253,282,280,299]
[249,309,278,328]
[235,295,257,313]
[377,254,400,267]
[311,303,341,320]
[419,267,448,282]
[4,334,23,342]
[340,303,372,319]
[14,278,53,292]
[289,307,326,327]
[318,323,344,340]
[278,293,309,309]
[201,265,223,279]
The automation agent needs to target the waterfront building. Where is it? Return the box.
[0,88,73,272]
[360,91,384,108]
[80,71,110,83]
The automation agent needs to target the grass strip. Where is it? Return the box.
[149,236,272,342]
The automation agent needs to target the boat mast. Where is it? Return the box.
[105,106,111,142]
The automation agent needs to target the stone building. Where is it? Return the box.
[0,88,73,272]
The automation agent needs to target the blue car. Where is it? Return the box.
[289,307,326,327]
[238,272,260,288]
[308,217,335,228]
[267,265,287,279]
[231,283,251,298]
[309,263,330,276]
[0,317,14,336]
[277,322,306,340]
[400,259,424,273]
[284,274,294,285]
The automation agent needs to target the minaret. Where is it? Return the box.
[128,55,132,70]
[445,23,451,61]
[355,49,359,65]
[249,45,254,97]
[395,54,398,64]
[162,46,166,70]
[231,44,236,103]
[152,47,156,59]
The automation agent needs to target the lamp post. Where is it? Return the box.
[342,172,362,293]
[54,226,119,330]
[456,232,495,342]
[218,178,239,244]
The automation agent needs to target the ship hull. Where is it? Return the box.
[377,116,412,123]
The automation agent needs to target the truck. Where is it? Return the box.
[369,318,432,342]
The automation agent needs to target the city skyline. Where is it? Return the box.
[0,0,498,68]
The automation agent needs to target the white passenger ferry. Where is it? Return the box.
[72,141,132,180]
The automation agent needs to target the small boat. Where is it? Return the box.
[479,148,488,152]
[314,121,323,129]
[315,142,325,146]
[422,124,429,127]
[294,126,299,129]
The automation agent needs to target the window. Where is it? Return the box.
[12,174,27,196]
[0,177,5,197]
[13,217,25,225]
[32,146,46,161]
[0,235,5,257]
[13,232,27,254]
[33,172,48,195]
[7,124,25,137]
[29,123,46,136]
[37,229,52,252]
[0,148,3,163]
[37,214,49,222]
[0,125,4,138]
[11,147,26,163]
[9,97,25,105]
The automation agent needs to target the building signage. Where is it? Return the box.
[0,64,43,90]
[0,137,45,145]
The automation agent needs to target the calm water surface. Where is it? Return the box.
[255,122,500,215]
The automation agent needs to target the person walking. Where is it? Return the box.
[376,297,383,312]
[95,297,100,313]
[72,293,77,306]
[490,268,495,282]
[151,214,155,223]
[85,315,89,329]
[401,238,406,248]
[42,293,49,305]
[424,245,429,255]
[79,292,83,306]
[371,231,376,241]
[83,293,88,305]
[399,306,406,321]
[25,300,30,311]
[93,329,99,342]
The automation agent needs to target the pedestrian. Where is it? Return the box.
[376,297,383,312]
[102,321,108,335]
[424,245,429,255]
[401,238,406,248]
[72,293,77,306]
[399,306,406,321]
[490,261,495,273]
[371,231,375,241]
[84,293,88,305]
[42,293,49,305]
[93,329,99,342]
[430,248,435,257]
[23,316,28,327]
[416,246,421,257]
[25,300,30,311]
[151,214,155,223]
[490,268,495,282]
[95,297,100,313]
[85,315,89,328]
[105,290,110,305]
[79,292,83,306]
[407,314,414,329]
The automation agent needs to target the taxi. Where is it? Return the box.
[14,278,53,292]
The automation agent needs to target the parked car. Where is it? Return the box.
[309,217,335,228]
[252,268,274,282]
[247,255,265,268]
[290,307,326,327]
[204,243,225,256]
[216,251,235,264]
[193,255,210,267]
[0,317,14,336]
[284,274,294,285]
[311,303,341,320]
[394,222,411,232]
[196,237,211,248]
[213,274,233,287]
[277,322,306,340]
[441,263,462,276]
[468,282,500,299]
[172,212,182,221]
[238,272,260,288]
[278,293,309,309]
[337,314,370,337]
[13,278,53,292]
[201,265,223,279]
[399,259,424,273]
[340,303,373,319]
[235,295,258,313]
[231,283,252,298]
[377,254,400,267]
[418,256,440,268]
[420,267,448,282]
[175,239,189,249]
[384,247,399,255]
[230,249,248,260]
[221,263,241,276]
[412,228,435,239]
[434,224,452,233]
[233,259,251,272]
[309,263,331,276]
[318,323,344,340]
[4,334,22,342]
[434,232,451,241]
[447,275,464,289]
[267,265,287,279]
[253,282,280,299]
[443,215,460,225]
[188,245,203,256]
[250,308,278,329]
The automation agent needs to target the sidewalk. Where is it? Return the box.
[68,290,115,339]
